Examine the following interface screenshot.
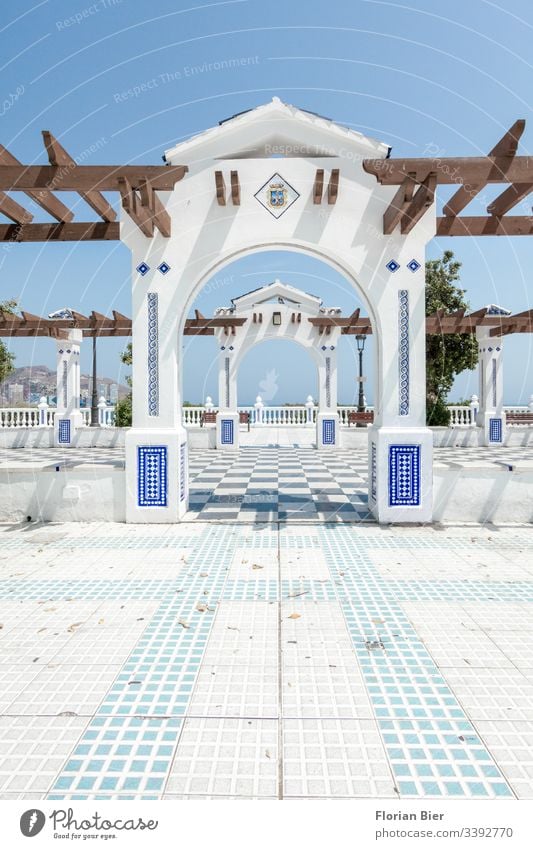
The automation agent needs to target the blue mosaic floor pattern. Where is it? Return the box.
[0,522,532,799]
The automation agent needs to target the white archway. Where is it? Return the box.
[121,99,435,523]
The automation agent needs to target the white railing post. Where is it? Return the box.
[470,394,479,425]
[254,395,264,425]
[97,396,107,427]
[205,396,214,412]
[305,395,315,424]
[37,396,49,427]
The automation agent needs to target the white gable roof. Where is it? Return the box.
[164,98,391,163]
[230,280,323,312]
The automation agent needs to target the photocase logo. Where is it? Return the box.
[20,809,46,837]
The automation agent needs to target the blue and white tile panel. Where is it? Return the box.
[389,445,420,507]
[147,292,159,417]
[137,446,167,508]
[398,289,409,416]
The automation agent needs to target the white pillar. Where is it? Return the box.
[305,395,315,424]
[97,396,108,427]
[205,395,214,412]
[216,342,239,450]
[476,327,506,445]
[470,394,479,425]
[124,257,188,523]
[54,329,83,446]
[254,395,264,424]
[529,395,533,413]
[368,277,433,523]
[316,343,340,451]
[37,396,49,428]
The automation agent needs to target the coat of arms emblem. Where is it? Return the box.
[268,182,287,208]
[254,172,300,219]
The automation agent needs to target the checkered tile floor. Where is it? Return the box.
[186,447,370,522]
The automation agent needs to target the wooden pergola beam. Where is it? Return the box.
[436,215,533,236]
[118,178,153,237]
[0,222,119,242]
[401,173,436,234]
[0,165,187,191]
[43,131,117,222]
[215,170,226,205]
[313,169,324,204]
[362,156,533,187]
[487,182,533,216]
[138,178,171,237]
[383,173,416,234]
[442,120,526,217]
[0,144,73,222]
[0,192,33,225]
[230,170,240,205]
[328,169,339,204]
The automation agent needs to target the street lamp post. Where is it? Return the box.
[356,334,366,424]
[90,334,99,427]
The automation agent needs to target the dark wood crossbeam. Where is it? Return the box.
[118,178,153,237]
[442,120,526,217]
[436,215,533,236]
[43,131,116,222]
[0,222,120,242]
[313,169,324,204]
[0,192,33,225]
[487,182,533,216]
[383,173,416,234]
[328,169,339,204]
[215,170,226,205]
[0,164,186,192]
[230,171,240,205]
[0,144,73,222]
[138,178,171,237]
[401,173,436,234]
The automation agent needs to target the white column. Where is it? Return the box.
[216,338,239,451]
[316,337,340,451]
[368,275,433,523]
[125,254,188,523]
[476,327,506,445]
[54,329,83,447]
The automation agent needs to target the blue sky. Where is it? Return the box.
[1,0,532,404]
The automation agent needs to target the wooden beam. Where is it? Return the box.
[487,182,533,216]
[0,192,33,225]
[0,165,187,192]
[138,178,171,237]
[362,156,533,188]
[0,222,120,242]
[328,169,339,204]
[383,173,416,234]
[215,171,226,205]
[401,173,436,234]
[436,215,533,236]
[42,131,116,222]
[118,178,153,237]
[0,144,73,222]
[489,119,525,157]
[313,169,324,204]
[230,170,240,205]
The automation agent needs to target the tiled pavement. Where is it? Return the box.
[1,521,533,800]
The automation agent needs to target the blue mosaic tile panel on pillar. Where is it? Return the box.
[137,446,167,507]
[179,442,187,502]
[58,419,71,444]
[322,418,335,445]
[147,292,159,417]
[371,442,377,503]
[489,418,502,443]
[389,445,420,506]
[398,289,409,416]
[221,419,234,445]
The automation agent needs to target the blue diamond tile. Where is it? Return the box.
[407,259,421,272]
[386,260,400,273]
[136,262,150,276]
[157,262,171,275]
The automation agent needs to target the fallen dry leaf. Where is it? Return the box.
[288,613,301,620]
[178,619,190,629]
[67,622,82,633]
[252,564,264,570]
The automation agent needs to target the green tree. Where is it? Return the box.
[0,300,17,384]
[114,342,132,426]
[425,251,478,425]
